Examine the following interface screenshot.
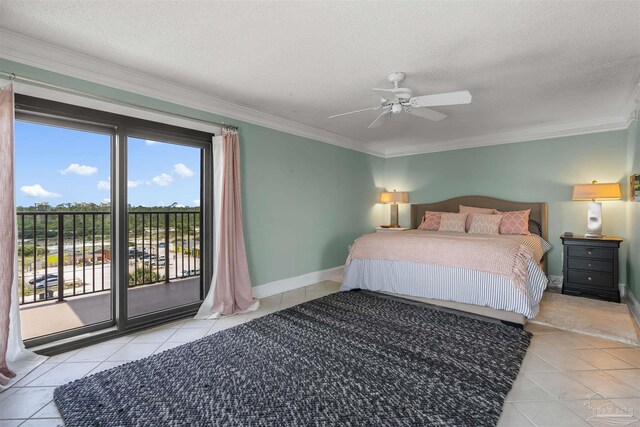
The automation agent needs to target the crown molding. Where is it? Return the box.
[0,29,385,157]
[383,115,630,158]
[1,28,636,160]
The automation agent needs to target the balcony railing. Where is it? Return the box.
[17,210,200,305]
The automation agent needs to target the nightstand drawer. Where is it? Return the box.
[567,246,613,260]
[567,270,614,288]
[567,258,613,273]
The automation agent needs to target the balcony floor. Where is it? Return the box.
[20,277,201,340]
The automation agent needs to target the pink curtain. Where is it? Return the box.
[0,84,17,385]
[211,129,257,315]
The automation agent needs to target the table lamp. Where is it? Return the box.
[572,181,622,238]
[380,190,409,228]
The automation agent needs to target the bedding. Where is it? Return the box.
[459,205,496,231]
[496,209,531,235]
[417,210,446,231]
[468,213,503,235]
[438,212,467,233]
[342,230,550,319]
[347,230,532,292]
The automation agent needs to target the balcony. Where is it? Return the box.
[17,209,202,341]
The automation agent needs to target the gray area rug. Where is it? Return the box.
[54,291,531,426]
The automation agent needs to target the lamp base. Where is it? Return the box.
[584,232,605,239]
[389,204,399,228]
[586,201,603,237]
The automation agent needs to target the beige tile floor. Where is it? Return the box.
[1,282,638,427]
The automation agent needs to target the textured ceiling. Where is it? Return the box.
[1,1,639,155]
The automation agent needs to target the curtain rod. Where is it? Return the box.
[0,70,238,131]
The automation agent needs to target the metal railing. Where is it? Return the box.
[17,210,200,305]
[128,211,201,287]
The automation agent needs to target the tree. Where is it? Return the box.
[128,267,165,286]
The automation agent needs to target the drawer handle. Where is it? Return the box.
[588,263,592,267]
[587,250,592,255]
[588,276,592,281]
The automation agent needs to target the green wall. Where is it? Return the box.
[627,120,640,301]
[384,131,629,280]
[0,58,384,287]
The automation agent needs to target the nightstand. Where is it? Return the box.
[376,227,410,233]
[561,235,622,303]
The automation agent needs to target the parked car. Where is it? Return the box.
[30,274,58,289]
[181,269,200,277]
[150,256,166,266]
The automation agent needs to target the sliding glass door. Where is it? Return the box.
[15,119,114,342]
[125,136,204,319]
[15,95,213,347]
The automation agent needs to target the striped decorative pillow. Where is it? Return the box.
[496,209,531,235]
[438,212,468,233]
[418,211,447,231]
[468,213,504,235]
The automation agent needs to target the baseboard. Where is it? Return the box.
[252,266,344,299]
[626,288,640,330]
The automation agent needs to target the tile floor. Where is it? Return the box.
[1,281,638,427]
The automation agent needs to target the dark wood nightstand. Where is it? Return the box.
[561,235,623,303]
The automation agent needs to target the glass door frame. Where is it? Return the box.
[15,94,214,350]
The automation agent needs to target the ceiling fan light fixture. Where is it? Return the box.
[328,72,471,127]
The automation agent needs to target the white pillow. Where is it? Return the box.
[438,212,468,233]
[468,213,504,235]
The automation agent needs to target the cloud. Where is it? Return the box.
[128,180,144,188]
[173,163,194,178]
[151,173,173,186]
[145,140,161,146]
[61,163,98,176]
[20,184,61,198]
[193,199,200,207]
[97,178,110,190]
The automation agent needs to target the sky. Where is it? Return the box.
[15,121,201,208]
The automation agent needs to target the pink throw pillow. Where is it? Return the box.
[495,209,531,235]
[438,212,468,233]
[459,205,497,232]
[418,211,447,231]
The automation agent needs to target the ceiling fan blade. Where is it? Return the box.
[329,106,381,118]
[368,109,391,128]
[372,88,397,101]
[409,90,472,108]
[405,106,447,121]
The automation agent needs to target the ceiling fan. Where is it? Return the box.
[329,72,472,128]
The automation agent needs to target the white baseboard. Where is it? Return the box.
[626,288,640,329]
[252,266,344,299]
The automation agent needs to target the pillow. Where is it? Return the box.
[468,213,504,235]
[438,212,468,233]
[459,205,497,232]
[495,209,531,235]
[418,211,447,231]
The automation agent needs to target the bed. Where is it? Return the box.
[341,196,549,326]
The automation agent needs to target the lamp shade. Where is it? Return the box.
[380,191,409,204]
[572,182,622,201]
